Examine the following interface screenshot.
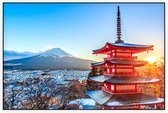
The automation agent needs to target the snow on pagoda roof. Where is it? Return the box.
[93,42,153,54]
[88,75,160,84]
[105,93,164,107]
[86,90,164,106]
[91,61,104,66]
[109,42,153,48]
[91,59,148,67]
[86,90,112,105]
[89,75,112,82]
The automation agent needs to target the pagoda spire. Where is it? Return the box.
[115,6,124,43]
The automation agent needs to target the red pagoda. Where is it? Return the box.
[86,6,164,109]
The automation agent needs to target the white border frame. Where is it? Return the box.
[0,0,167,113]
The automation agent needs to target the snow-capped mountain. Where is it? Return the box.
[39,48,73,58]
[4,48,94,70]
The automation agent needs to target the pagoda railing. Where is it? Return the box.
[104,56,137,61]
[103,72,133,75]
[101,86,141,94]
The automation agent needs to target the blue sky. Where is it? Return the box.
[4,3,164,61]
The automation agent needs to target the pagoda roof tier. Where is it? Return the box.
[88,75,160,84]
[93,42,153,54]
[86,90,164,106]
[91,59,148,67]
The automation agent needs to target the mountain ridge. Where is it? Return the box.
[4,50,39,61]
[4,48,94,70]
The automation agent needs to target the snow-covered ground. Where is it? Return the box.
[4,70,43,82]
[49,69,89,84]
[4,69,89,84]
[68,98,96,106]
[3,69,90,109]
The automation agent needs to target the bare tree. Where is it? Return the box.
[4,72,87,110]
[3,82,23,109]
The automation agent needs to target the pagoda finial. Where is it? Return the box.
[115,6,124,43]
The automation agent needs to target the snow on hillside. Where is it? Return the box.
[4,69,91,110]
[4,69,89,84]
[39,48,73,58]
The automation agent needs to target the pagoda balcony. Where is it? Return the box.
[104,56,137,61]
[116,72,133,75]
[101,86,140,94]
[103,72,133,76]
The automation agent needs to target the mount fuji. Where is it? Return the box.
[4,48,94,70]
[39,48,73,58]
